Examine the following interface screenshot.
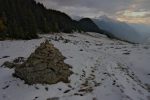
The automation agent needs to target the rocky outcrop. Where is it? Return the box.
[13,40,72,85]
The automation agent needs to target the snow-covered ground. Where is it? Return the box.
[0,32,150,100]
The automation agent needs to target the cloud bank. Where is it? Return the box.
[36,0,150,24]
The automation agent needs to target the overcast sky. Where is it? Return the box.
[36,0,150,24]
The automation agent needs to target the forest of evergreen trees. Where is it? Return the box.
[0,0,109,40]
[79,18,101,33]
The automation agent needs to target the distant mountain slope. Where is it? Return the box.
[0,0,107,40]
[93,16,143,43]
[79,18,101,33]
[79,18,114,38]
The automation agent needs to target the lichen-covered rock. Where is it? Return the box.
[2,61,16,68]
[2,57,25,68]
[13,57,25,64]
[13,40,72,85]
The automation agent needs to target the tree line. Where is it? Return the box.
[0,0,107,40]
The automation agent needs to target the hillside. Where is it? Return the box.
[79,18,114,38]
[0,32,149,100]
[79,18,101,33]
[0,0,103,40]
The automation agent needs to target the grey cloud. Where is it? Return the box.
[36,0,150,19]
[134,0,150,11]
[37,0,132,12]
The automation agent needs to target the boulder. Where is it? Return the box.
[13,40,72,85]
[2,61,16,68]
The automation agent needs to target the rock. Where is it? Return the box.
[0,56,10,59]
[145,84,150,92]
[47,97,59,100]
[80,49,83,51]
[2,61,16,68]
[123,52,130,55]
[64,39,71,43]
[63,89,71,93]
[2,85,9,89]
[2,57,25,68]
[13,40,72,85]
[13,57,25,63]
[45,87,49,91]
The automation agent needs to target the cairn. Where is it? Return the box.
[13,40,72,85]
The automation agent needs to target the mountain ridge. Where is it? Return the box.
[0,0,105,40]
